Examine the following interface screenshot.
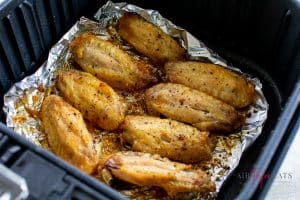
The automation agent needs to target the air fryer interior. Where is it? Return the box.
[0,0,299,199]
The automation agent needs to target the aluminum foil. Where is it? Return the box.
[3,1,268,199]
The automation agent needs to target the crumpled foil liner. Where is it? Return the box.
[3,1,268,199]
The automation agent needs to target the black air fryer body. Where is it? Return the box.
[0,0,299,199]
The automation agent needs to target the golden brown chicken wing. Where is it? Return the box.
[104,152,215,195]
[145,83,244,132]
[70,33,157,90]
[118,13,185,64]
[56,70,125,131]
[122,115,212,163]
[41,95,98,174]
[165,61,255,108]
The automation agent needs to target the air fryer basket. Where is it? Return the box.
[0,0,299,200]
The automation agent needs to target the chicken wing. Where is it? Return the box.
[40,95,98,174]
[70,33,157,90]
[118,12,185,64]
[104,152,215,195]
[145,83,244,132]
[165,61,255,108]
[56,70,125,131]
[122,115,212,163]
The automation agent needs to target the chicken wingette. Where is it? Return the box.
[122,115,212,163]
[56,70,125,131]
[145,83,244,132]
[104,152,215,195]
[70,33,157,90]
[41,95,98,174]
[118,12,185,64]
[165,61,255,108]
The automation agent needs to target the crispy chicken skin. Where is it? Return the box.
[122,115,212,163]
[56,70,125,131]
[118,13,185,64]
[41,95,98,174]
[70,33,157,90]
[104,152,215,195]
[145,83,244,132]
[165,61,255,108]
